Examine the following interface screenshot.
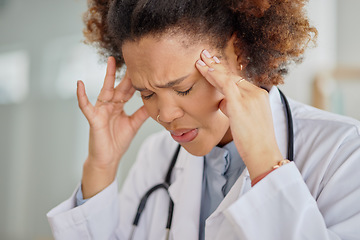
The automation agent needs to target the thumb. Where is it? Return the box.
[130,106,150,132]
[77,80,95,122]
[218,98,229,117]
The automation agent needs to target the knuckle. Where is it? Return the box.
[254,87,268,98]
[250,89,269,106]
[78,99,85,109]
[223,80,234,89]
[224,78,233,89]
[197,65,207,74]
[260,89,269,99]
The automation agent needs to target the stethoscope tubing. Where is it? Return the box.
[129,145,181,240]
[278,89,294,161]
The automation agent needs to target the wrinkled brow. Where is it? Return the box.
[132,74,190,91]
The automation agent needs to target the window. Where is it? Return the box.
[0,50,29,104]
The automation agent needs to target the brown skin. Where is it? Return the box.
[77,34,282,198]
[123,37,231,156]
[77,60,149,199]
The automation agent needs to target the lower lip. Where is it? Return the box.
[171,129,198,143]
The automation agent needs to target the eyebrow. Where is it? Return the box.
[132,74,190,91]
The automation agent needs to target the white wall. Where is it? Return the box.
[0,1,163,239]
[281,0,338,104]
[2,1,95,239]
[337,0,360,66]
[336,0,360,119]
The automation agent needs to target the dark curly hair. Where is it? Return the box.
[83,0,317,85]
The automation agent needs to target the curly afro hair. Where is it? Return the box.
[83,0,317,85]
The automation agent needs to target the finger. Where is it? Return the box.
[218,98,229,117]
[200,49,218,69]
[129,105,150,132]
[113,71,136,102]
[197,55,247,95]
[196,58,226,94]
[77,80,95,121]
[97,57,117,102]
[235,79,268,97]
[235,77,253,90]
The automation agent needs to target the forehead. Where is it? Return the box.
[122,35,209,86]
[123,36,196,65]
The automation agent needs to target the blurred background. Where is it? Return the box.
[0,0,359,239]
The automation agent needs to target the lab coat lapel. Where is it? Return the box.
[206,169,250,218]
[204,169,251,239]
[168,147,204,240]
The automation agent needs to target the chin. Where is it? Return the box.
[180,141,215,157]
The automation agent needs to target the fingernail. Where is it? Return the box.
[197,59,206,66]
[203,49,212,58]
[77,80,80,87]
[213,56,221,63]
[208,68,215,72]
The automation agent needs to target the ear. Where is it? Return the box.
[224,34,249,74]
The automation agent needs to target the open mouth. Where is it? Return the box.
[170,128,198,143]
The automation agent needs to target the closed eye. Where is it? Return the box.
[141,85,193,100]
[176,86,193,96]
[141,92,154,100]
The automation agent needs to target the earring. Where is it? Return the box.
[157,114,161,122]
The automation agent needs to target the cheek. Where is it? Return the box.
[142,100,158,120]
[191,81,223,113]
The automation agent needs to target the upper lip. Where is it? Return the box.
[169,128,196,136]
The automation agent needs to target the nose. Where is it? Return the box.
[157,96,184,123]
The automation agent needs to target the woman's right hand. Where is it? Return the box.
[77,56,149,198]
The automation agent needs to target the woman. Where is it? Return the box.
[47,0,360,239]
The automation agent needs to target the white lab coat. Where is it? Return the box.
[47,87,360,239]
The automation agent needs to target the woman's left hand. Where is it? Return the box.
[195,49,283,180]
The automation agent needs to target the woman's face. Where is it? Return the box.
[122,35,236,156]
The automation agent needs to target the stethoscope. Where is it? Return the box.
[129,89,294,240]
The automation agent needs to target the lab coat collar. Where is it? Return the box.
[269,86,289,160]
